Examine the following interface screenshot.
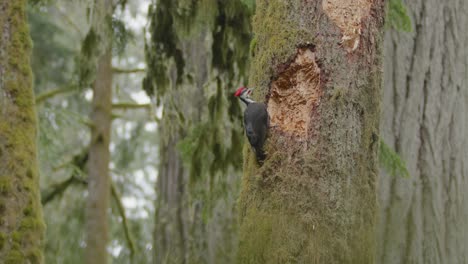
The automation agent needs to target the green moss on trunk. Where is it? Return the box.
[248,0,316,101]
[0,0,45,263]
[238,0,385,263]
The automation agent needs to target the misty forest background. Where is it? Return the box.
[0,0,467,263]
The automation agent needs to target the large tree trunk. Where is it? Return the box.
[152,14,244,264]
[0,0,45,262]
[152,31,207,264]
[153,33,240,264]
[146,2,250,263]
[154,132,189,264]
[237,1,385,263]
[85,0,113,263]
[154,70,214,264]
[378,0,468,263]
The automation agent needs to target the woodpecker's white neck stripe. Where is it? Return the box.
[240,95,254,105]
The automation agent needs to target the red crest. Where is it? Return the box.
[234,87,247,97]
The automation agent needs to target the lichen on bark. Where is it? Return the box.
[238,0,385,262]
[0,0,45,262]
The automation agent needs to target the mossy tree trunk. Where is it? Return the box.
[378,0,468,263]
[149,26,201,262]
[153,33,240,264]
[85,0,113,263]
[237,1,385,263]
[0,0,45,263]
[155,133,190,264]
[152,31,208,264]
[146,2,252,263]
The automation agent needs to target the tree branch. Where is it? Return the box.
[42,171,137,258]
[112,67,146,74]
[111,180,136,258]
[41,175,87,205]
[112,102,151,110]
[44,147,136,257]
[35,87,75,104]
[41,176,75,205]
[44,149,89,205]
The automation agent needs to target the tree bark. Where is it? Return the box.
[153,32,240,264]
[237,1,385,263]
[0,0,45,262]
[86,49,112,264]
[85,0,113,263]
[154,134,189,264]
[378,0,468,263]
[152,29,208,264]
[153,32,235,264]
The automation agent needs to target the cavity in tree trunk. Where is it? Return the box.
[0,0,45,262]
[85,0,113,263]
[378,0,468,263]
[237,1,385,263]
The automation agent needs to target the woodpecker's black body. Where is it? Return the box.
[244,102,269,162]
[235,87,269,163]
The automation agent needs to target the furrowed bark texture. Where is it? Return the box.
[378,0,468,263]
[238,1,385,263]
[86,0,113,262]
[0,0,45,263]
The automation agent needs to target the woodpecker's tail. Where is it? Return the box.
[254,147,266,164]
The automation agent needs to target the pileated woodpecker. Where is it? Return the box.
[234,87,269,163]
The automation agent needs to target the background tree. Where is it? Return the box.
[0,0,45,262]
[29,0,156,263]
[83,0,114,262]
[237,1,385,262]
[144,1,252,262]
[378,0,468,263]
